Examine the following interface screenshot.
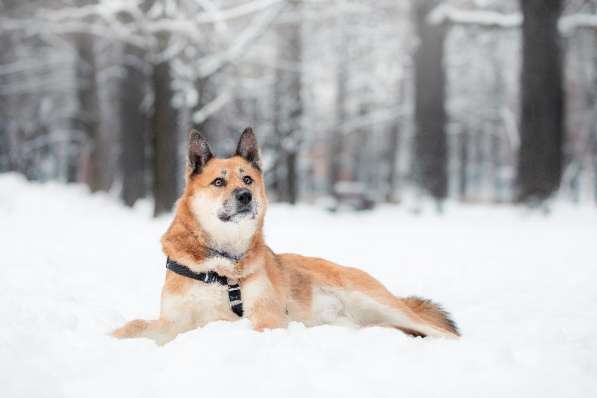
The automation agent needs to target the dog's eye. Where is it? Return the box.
[212,177,225,187]
[243,176,253,185]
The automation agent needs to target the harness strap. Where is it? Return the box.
[166,258,243,317]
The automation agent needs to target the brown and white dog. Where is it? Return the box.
[112,128,459,345]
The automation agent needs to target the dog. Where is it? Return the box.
[112,128,459,345]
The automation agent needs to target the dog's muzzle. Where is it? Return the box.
[218,189,255,221]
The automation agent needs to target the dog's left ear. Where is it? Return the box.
[188,129,213,175]
[235,127,261,170]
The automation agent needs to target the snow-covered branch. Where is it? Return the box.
[560,13,597,33]
[429,5,597,34]
[1,0,287,53]
[38,0,285,34]
[192,91,232,125]
[0,55,69,77]
[197,2,285,78]
[0,77,76,96]
[338,105,412,135]
[193,0,285,24]
[428,5,521,28]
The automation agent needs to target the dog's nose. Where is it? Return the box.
[235,188,252,205]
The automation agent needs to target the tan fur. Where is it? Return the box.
[402,296,459,335]
[112,130,459,345]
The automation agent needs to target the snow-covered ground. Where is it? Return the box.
[1,173,596,398]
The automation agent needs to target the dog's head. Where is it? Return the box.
[183,127,267,253]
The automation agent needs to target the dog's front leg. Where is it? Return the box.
[113,289,198,345]
[242,272,288,331]
[112,317,190,346]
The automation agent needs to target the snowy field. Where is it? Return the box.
[1,173,596,398]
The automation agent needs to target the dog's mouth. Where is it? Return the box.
[218,206,254,222]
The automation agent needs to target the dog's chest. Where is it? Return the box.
[162,281,237,325]
[188,283,233,319]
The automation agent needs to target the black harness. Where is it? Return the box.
[166,255,243,317]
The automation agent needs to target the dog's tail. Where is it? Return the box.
[398,296,460,337]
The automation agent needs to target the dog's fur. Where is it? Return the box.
[112,128,460,345]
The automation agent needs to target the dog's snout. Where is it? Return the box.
[235,188,252,205]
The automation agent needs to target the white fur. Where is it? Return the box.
[161,283,236,327]
[307,287,354,327]
[199,256,237,276]
[190,191,260,256]
[241,271,271,307]
[240,260,278,315]
[309,288,454,338]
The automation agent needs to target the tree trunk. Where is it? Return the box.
[590,27,597,206]
[593,117,597,205]
[328,12,349,196]
[151,58,179,216]
[286,151,298,204]
[516,0,564,202]
[475,127,486,200]
[458,127,469,201]
[385,76,408,203]
[120,45,149,207]
[353,104,369,185]
[0,130,7,172]
[594,148,597,205]
[75,34,108,192]
[273,0,303,204]
[413,0,448,200]
[385,121,400,202]
[269,127,283,201]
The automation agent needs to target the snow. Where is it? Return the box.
[1,173,596,398]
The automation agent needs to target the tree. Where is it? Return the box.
[413,0,448,201]
[517,0,565,202]
[120,44,149,207]
[272,0,303,204]
[385,71,409,203]
[74,33,106,191]
[151,36,180,216]
[328,10,350,196]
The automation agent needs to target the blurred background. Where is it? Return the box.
[1,0,596,216]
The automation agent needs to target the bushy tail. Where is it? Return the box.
[401,296,460,337]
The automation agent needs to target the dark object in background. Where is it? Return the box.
[326,182,376,212]
[413,0,448,202]
[517,0,565,202]
[152,48,180,217]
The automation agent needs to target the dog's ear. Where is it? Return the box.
[235,127,261,170]
[188,129,213,175]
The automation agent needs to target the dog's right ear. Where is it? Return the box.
[235,127,261,170]
[188,130,213,175]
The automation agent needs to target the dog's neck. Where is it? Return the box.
[161,198,264,267]
[199,213,258,258]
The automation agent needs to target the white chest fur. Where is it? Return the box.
[162,282,237,327]
[200,256,238,279]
